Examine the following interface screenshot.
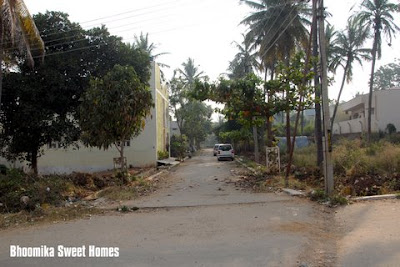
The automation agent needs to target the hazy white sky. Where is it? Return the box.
[24,0,400,103]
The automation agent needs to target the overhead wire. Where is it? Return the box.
[2,0,193,49]
[259,2,304,59]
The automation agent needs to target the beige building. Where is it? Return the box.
[3,62,170,174]
[332,88,400,135]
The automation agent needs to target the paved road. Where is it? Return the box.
[336,199,400,266]
[0,149,334,266]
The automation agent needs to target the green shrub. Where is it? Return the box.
[170,135,188,160]
[309,189,327,202]
[386,123,397,135]
[0,164,8,175]
[330,194,348,206]
[157,150,169,160]
[0,171,70,213]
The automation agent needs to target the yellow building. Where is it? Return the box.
[3,62,170,174]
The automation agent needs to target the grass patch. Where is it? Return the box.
[0,206,102,230]
[98,178,154,201]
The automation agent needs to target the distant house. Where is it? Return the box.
[2,62,170,174]
[332,88,400,135]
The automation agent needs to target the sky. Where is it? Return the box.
[24,0,400,107]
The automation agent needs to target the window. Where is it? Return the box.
[47,142,57,149]
[219,144,232,151]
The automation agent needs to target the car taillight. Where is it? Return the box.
[232,150,234,154]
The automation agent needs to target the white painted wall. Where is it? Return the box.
[333,88,400,134]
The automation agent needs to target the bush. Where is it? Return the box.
[0,164,8,175]
[386,123,397,135]
[0,170,69,213]
[157,150,169,160]
[330,194,348,206]
[309,189,327,202]
[170,135,188,160]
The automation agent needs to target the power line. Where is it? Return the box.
[4,12,179,53]
[2,0,191,48]
[30,22,201,59]
[259,4,300,59]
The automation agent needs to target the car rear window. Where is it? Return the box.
[219,145,232,151]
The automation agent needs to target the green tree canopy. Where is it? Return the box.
[373,59,400,90]
[79,65,153,170]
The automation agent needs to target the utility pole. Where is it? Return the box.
[312,0,323,170]
[317,0,334,194]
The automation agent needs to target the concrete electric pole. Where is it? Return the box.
[316,0,334,195]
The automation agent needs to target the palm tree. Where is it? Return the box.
[177,58,205,90]
[228,34,259,79]
[353,0,399,141]
[0,0,44,107]
[133,32,169,81]
[133,32,169,66]
[241,0,310,64]
[330,18,371,129]
[325,24,339,72]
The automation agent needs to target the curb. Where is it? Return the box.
[282,188,306,197]
[235,157,258,174]
[352,194,398,202]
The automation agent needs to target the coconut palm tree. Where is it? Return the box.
[241,0,311,157]
[330,18,371,129]
[241,0,310,65]
[0,0,44,107]
[177,58,205,90]
[353,0,399,141]
[133,32,169,66]
[228,34,259,79]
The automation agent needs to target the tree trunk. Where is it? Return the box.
[120,141,126,171]
[331,61,349,130]
[252,122,259,163]
[31,150,38,175]
[300,109,304,135]
[367,31,379,143]
[286,108,291,156]
[0,21,4,111]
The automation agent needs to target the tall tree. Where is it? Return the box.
[80,65,153,172]
[133,32,169,64]
[373,59,400,90]
[241,0,311,155]
[0,12,151,174]
[228,34,259,79]
[177,57,206,90]
[330,18,371,129]
[228,35,261,162]
[0,11,86,174]
[354,0,399,141]
[178,101,213,149]
[241,0,310,63]
[0,0,45,107]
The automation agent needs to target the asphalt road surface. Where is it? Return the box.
[6,149,400,266]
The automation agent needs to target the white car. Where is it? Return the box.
[217,144,234,161]
[213,144,221,156]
